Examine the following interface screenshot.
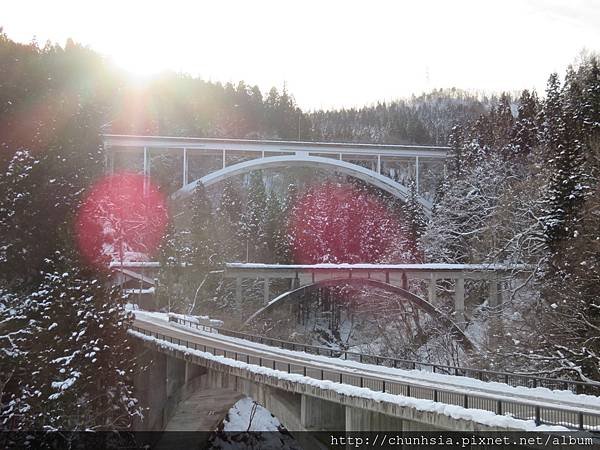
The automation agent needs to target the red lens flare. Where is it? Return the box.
[288,182,405,264]
[75,172,168,269]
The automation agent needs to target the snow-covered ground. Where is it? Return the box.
[208,397,301,449]
[222,397,282,432]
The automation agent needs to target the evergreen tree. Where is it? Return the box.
[189,182,218,269]
[447,125,465,179]
[264,191,286,263]
[215,180,244,261]
[403,179,427,261]
[2,253,140,430]
[185,182,219,311]
[512,89,540,161]
[155,219,187,311]
[540,73,587,253]
[240,172,267,262]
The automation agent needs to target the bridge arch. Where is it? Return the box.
[172,155,433,213]
[244,277,473,350]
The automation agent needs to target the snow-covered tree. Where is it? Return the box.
[2,254,141,430]
[240,171,267,262]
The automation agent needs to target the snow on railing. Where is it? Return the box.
[168,316,598,397]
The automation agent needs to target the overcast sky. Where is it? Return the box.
[2,0,599,109]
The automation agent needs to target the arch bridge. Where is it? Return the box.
[102,134,449,213]
[223,262,532,329]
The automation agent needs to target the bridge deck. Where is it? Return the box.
[224,262,532,281]
[103,134,449,158]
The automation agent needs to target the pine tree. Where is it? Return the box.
[2,253,140,430]
[184,182,220,311]
[155,219,187,311]
[541,73,587,253]
[403,179,427,261]
[512,89,540,161]
[189,182,218,269]
[264,191,286,263]
[215,180,244,261]
[447,125,465,180]
[240,172,267,262]
[0,150,41,288]
[490,92,515,154]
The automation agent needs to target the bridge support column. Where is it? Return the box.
[264,277,270,305]
[488,278,505,348]
[454,277,465,328]
[166,355,186,399]
[235,277,243,315]
[428,275,436,304]
[292,275,300,290]
[489,279,502,307]
[301,395,345,430]
[133,346,167,431]
[345,407,403,431]
[182,147,188,187]
[184,361,205,384]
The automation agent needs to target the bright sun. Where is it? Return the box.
[110,50,168,78]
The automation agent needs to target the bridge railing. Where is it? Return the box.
[132,324,600,432]
[168,316,599,396]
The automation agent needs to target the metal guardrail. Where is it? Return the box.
[167,316,599,396]
[132,324,600,432]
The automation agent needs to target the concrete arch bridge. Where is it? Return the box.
[103,134,449,214]
[223,262,532,331]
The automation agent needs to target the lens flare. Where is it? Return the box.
[288,182,404,264]
[75,172,168,269]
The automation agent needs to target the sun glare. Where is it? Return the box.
[110,51,167,79]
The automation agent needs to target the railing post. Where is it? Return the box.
[578,412,584,430]
[433,389,437,402]
[496,400,502,415]
[406,385,411,397]
[383,380,386,393]
[463,394,469,408]
[534,406,541,425]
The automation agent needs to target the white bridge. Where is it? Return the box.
[130,311,600,442]
[102,134,449,213]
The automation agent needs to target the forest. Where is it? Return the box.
[0,31,599,432]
